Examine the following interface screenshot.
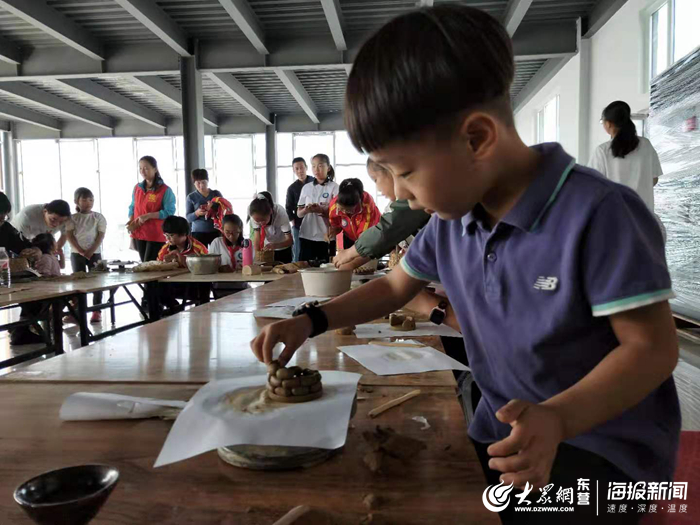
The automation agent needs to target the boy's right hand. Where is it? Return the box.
[251,316,314,365]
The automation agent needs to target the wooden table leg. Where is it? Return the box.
[198,283,211,305]
[146,282,161,322]
[109,289,116,325]
[76,293,90,347]
[51,298,64,355]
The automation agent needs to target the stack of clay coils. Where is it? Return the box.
[266,361,323,403]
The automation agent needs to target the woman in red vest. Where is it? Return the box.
[127,156,176,262]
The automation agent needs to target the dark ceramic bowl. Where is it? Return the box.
[14,465,119,525]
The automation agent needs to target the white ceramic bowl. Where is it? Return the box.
[299,268,352,296]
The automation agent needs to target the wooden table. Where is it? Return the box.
[0,382,497,525]
[43,269,189,347]
[162,271,284,284]
[0,282,78,369]
[3,311,457,387]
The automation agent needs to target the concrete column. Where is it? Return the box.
[577,18,592,164]
[265,115,277,201]
[180,46,204,196]
[1,129,19,212]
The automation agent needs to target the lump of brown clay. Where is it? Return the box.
[389,313,405,327]
[401,317,416,331]
[335,326,355,336]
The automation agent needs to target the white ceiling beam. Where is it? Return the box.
[418,0,434,6]
[274,69,319,124]
[207,72,271,125]
[320,0,346,51]
[0,100,60,131]
[217,0,268,55]
[0,0,104,61]
[0,34,21,65]
[58,79,166,129]
[112,0,191,57]
[129,75,219,128]
[0,82,113,130]
[504,0,534,37]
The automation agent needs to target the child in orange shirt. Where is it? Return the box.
[328,178,381,248]
[157,216,207,268]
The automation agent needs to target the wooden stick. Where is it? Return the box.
[370,341,423,348]
[272,505,312,525]
[368,389,421,418]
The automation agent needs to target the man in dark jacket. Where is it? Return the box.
[284,157,314,262]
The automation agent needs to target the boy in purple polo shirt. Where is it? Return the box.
[251,6,680,523]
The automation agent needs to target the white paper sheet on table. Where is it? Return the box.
[266,296,330,308]
[60,393,187,421]
[339,342,469,375]
[353,322,462,339]
[154,371,361,468]
[253,306,295,319]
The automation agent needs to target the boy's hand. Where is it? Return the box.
[486,400,566,490]
[195,208,206,217]
[251,316,313,365]
[162,252,178,263]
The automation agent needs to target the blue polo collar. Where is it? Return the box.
[462,143,576,235]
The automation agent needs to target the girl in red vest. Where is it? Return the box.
[127,156,176,262]
[328,178,381,248]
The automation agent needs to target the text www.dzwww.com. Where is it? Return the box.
[514,507,575,512]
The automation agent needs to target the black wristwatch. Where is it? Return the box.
[429,300,449,326]
[292,301,329,338]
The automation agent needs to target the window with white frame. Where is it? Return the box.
[536,96,559,143]
[648,0,700,81]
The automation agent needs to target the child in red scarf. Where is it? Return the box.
[329,178,381,245]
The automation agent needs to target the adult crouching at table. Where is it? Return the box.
[127,156,176,262]
[185,168,224,247]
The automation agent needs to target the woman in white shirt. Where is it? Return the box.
[249,193,293,264]
[590,101,665,241]
[297,153,339,263]
[590,101,663,212]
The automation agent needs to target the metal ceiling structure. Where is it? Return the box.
[0,0,628,140]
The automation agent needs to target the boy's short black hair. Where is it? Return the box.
[292,157,307,166]
[44,200,71,217]
[191,169,209,182]
[345,5,514,153]
[162,216,190,236]
[0,192,11,215]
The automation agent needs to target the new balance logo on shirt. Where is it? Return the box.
[534,276,558,291]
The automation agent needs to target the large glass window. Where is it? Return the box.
[673,0,700,62]
[537,96,559,144]
[18,140,61,206]
[649,0,700,80]
[17,130,381,260]
[213,136,256,219]
[97,138,137,262]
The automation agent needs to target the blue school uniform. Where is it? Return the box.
[401,143,680,483]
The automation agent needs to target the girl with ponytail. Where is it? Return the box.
[328,178,381,248]
[248,192,293,263]
[296,153,340,262]
[590,101,663,214]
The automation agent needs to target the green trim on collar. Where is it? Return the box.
[529,159,577,232]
